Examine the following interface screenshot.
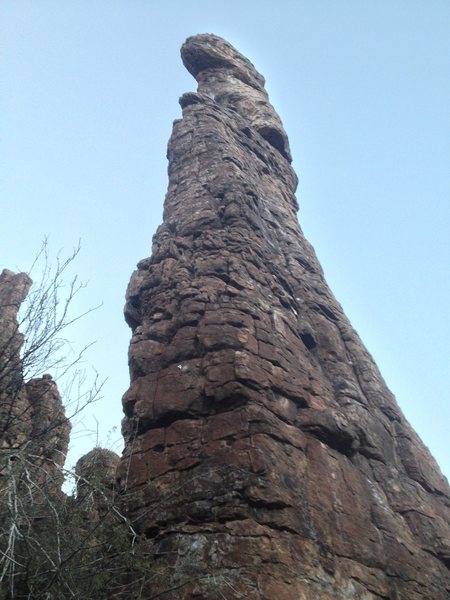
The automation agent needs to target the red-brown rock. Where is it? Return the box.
[0,269,70,489]
[119,34,450,599]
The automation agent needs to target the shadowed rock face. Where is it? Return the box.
[0,269,32,411]
[119,34,450,599]
[0,269,70,489]
[76,448,120,515]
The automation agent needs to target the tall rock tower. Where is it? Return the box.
[119,34,450,599]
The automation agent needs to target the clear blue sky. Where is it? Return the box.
[1,2,449,481]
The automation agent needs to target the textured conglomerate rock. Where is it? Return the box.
[0,269,70,489]
[119,34,450,599]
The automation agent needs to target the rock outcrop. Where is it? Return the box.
[119,34,450,599]
[76,447,120,508]
[0,269,33,452]
[0,269,70,489]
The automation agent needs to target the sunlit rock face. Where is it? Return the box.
[119,34,450,599]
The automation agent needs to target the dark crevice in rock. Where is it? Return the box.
[302,423,356,457]
[317,303,340,322]
[300,332,317,350]
[257,125,290,160]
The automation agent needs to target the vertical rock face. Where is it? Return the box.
[0,270,33,451]
[0,269,70,488]
[120,34,450,599]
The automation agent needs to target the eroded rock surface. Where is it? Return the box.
[0,269,32,451]
[119,34,450,599]
[0,269,70,489]
[76,447,120,517]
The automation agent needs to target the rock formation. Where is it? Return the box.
[76,447,120,510]
[0,269,70,489]
[119,34,450,599]
[1,269,128,600]
[0,269,32,451]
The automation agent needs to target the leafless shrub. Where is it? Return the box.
[0,243,218,599]
[0,447,158,599]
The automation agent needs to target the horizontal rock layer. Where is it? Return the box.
[119,34,450,599]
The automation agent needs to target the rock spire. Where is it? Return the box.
[119,34,450,599]
[0,269,70,489]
